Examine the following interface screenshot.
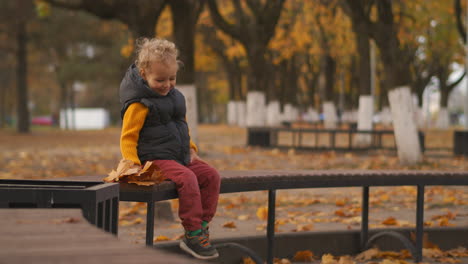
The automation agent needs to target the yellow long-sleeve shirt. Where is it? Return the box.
[120,102,198,165]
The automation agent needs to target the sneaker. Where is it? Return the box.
[202,225,209,238]
[179,232,219,260]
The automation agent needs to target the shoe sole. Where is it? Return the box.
[179,241,219,260]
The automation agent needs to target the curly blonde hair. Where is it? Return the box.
[135,38,179,71]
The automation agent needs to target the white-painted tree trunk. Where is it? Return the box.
[355,95,374,146]
[341,110,358,124]
[380,107,392,125]
[266,101,281,127]
[227,101,237,125]
[246,91,266,127]
[178,85,198,143]
[236,101,246,127]
[323,102,338,129]
[303,107,319,123]
[436,107,450,129]
[283,104,298,123]
[388,86,422,164]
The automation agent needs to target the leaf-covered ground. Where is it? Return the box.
[1,125,467,263]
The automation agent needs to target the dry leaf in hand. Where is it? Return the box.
[103,160,165,186]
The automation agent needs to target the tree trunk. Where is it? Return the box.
[324,54,336,102]
[59,78,69,130]
[247,47,268,92]
[354,24,371,95]
[170,0,204,85]
[0,80,5,128]
[16,17,29,133]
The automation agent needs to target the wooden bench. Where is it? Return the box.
[66,170,468,264]
[0,209,199,263]
[247,127,397,151]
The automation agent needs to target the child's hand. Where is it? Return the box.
[190,148,204,163]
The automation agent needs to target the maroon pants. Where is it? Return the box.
[152,159,220,231]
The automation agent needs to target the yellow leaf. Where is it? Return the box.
[274,258,291,264]
[338,255,355,264]
[293,250,314,261]
[355,248,379,261]
[256,206,268,221]
[242,257,255,264]
[321,253,337,264]
[238,214,250,221]
[154,235,170,242]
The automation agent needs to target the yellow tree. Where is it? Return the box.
[197,6,247,101]
[207,0,286,93]
[269,0,355,109]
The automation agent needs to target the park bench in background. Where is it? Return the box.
[65,170,468,264]
[0,179,119,234]
[0,209,198,263]
[247,127,455,154]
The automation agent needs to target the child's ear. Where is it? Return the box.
[139,68,145,78]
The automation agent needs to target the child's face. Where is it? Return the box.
[140,60,178,96]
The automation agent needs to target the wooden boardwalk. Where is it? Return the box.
[0,209,202,263]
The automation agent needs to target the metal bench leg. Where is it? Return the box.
[361,186,369,250]
[415,185,425,262]
[146,201,155,246]
[267,189,276,264]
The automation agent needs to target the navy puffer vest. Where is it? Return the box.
[120,64,191,165]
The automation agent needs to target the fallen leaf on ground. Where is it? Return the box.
[256,206,268,220]
[293,250,314,261]
[292,224,314,232]
[338,255,355,264]
[238,214,250,220]
[274,258,291,264]
[242,257,255,264]
[355,248,379,261]
[223,221,237,228]
[436,257,461,263]
[422,248,445,258]
[154,235,170,242]
[382,217,398,226]
[446,247,468,257]
[321,253,337,264]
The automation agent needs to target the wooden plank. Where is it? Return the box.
[0,209,200,264]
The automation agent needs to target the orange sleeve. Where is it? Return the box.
[120,103,148,165]
[185,116,198,152]
[190,139,198,153]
